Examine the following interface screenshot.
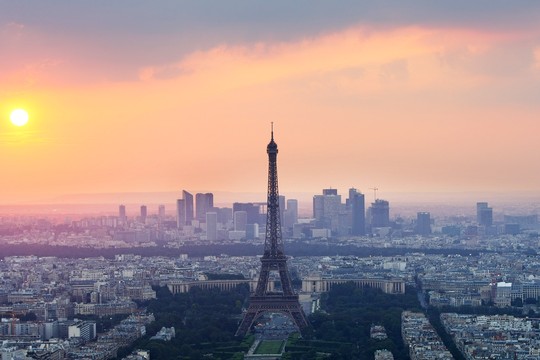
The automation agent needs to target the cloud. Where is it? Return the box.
[2,1,540,86]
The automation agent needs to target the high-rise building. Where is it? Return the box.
[477,202,488,222]
[479,208,493,227]
[119,205,126,221]
[234,211,248,231]
[183,190,194,225]
[176,199,185,229]
[196,193,214,222]
[477,202,493,226]
[283,199,298,229]
[233,203,261,224]
[246,223,259,239]
[416,212,432,235]
[313,189,343,234]
[140,205,147,223]
[279,195,286,223]
[206,212,218,241]
[370,199,390,228]
[349,188,365,236]
[158,205,165,219]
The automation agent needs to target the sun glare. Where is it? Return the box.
[10,109,29,127]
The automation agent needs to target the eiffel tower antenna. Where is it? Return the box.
[235,127,309,337]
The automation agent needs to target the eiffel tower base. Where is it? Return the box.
[235,295,309,337]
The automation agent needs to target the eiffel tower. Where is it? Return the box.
[235,126,309,337]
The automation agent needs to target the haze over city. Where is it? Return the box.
[2,1,540,205]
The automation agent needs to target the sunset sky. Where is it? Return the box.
[1,1,540,204]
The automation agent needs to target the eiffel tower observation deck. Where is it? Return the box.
[235,126,309,337]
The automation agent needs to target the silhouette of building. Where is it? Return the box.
[158,205,165,219]
[119,205,126,221]
[234,211,248,231]
[176,191,194,227]
[233,202,262,225]
[477,202,493,226]
[283,199,299,229]
[370,199,390,228]
[196,193,214,222]
[416,212,432,235]
[183,190,194,225]
[279,195,286,224]
[176,199,185,229]
[206,212,217,241]
[140,205,147,223]
[313,188,343,235]
[349,188,366,236]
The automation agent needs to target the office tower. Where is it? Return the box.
[206,212,218,241]
[349,188,366,236]
[246,223,259,239]
[313,188,342,233]
[140,205,147,223]
[218,207,233,225]
[234,211,248,231]
[236,129,308,337]
[196,193,214,222]
[283,199,298,228]
[477,202,493,226]
[182,190,194,225]
[479,208,493,227]
[158,205,165,219]
[370,199,390,228]
[279,195,286,223]
[233,203,261,224]
[416,212,432,235]
[119,205,126,221]
[313,195,324,221]
[477,202,488,222]
[176,199,185,229]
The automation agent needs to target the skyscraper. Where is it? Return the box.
[119,205,126,221]
[349,188,365,236]
[183,190,194,225]
[176,199,185,229]
[477,202,493,226]
[313,189,343,234]
[279,195,286,224]
[370,199,390,228]
[206,212,218,241]
[196,193,214,222]
[233,203,261,225]
[283,199,298,229]
[416,212,432,235]
[140,205,147,223]
[158,205,165,219]
[234,211,248,231]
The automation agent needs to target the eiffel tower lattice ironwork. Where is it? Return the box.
[235,127,309,337]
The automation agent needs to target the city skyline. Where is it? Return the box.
[2,2,540,204]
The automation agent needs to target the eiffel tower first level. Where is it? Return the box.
[235,127,309,337]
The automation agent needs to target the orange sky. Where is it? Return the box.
[1,3,540,204]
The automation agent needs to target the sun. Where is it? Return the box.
[10,109,29,127]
